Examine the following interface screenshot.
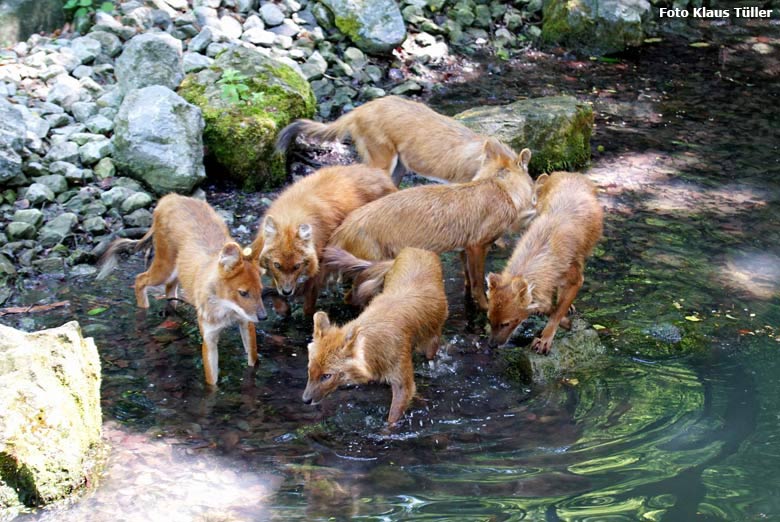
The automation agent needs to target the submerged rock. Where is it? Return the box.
[455,95,594,174]
[0,322,103,514]
[178,45,315,189]
[319,0,406,54]
[542,0,652,56]
[113,85,205,194]
[499,318,608,384]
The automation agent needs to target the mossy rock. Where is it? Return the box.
[499,318,608,384]
[541,0,652,56]
[454,95,594,175]
[178,45,316,189]
[0,321,104,512]
[319,0,407,54]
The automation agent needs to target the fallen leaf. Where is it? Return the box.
[565,378,579,386]
[738,329,755,336]
[673,301,682,309]
[592,324,606,330]
[644,37,663,43]
[685,315,702,322]
[726,314,738,320]
[87,306,108,316]
[690,42,710,48]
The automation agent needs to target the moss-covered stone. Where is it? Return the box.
[499,318,608,384]
[542,0,652,56]
[454,95,594,175]
[320,0,407,54]
[0,321,103,513]
[178,46,316,190]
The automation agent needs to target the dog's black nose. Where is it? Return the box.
[281,288,294,296]
[302,396,312,404]
[257,309,268,321]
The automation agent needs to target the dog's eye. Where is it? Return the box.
[293,263,302,270]
[238,290,249,298]
[501,321,512,328]
[273,262,281,269]
[320,373,332,382]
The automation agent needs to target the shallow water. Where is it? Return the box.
[4,22,780,522]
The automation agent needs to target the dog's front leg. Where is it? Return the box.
[238,320,258,367]
[199,319,224,386]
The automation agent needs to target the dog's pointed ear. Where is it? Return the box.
[487,272,501,290]
[298,223,313,242]
[510,275,529,298]
[313,311,330,339]
[517,148,532,171]
[263,216,277,239]
[481,138,511,163]
[532,173,549,205]
[219,242,242,273]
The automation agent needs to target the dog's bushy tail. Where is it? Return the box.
[96,228,154,280]
[322,247,393,307]
[275,115,355,155]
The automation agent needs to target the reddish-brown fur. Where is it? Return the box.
[327,144,535,310]
[302,248,448,426]
[487,172,603,354]
[97,194,266,385]
[276,95,519,185]
[249,165,397,316]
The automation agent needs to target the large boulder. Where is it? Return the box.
[542,0,652,56]
[113,85,206,194]
[178,45,316,189]
[115,32,184,94]
[319,0,406,54]
[0,0,65,47]
[0,321,103,514]
[0,98,25,185]
[454,95,594,174]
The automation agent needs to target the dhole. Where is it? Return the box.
[486,172,603,354]
[97,194,267,386]
[276,95,519,185]
[302,247,448,426]
[326,143,535,310]
[248,165,396,317]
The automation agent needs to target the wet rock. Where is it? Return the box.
[319,0,406,54]
[24,182,55,204]
[113,85,205,195]
[32,174,68,195]
[178,45,315,189]
[123,208,153,228]
[79,139,114,165]
[542,0,652,56]
[455,95,594,174]
[11,208,43,228]
[6,221,36,241]
[0,322,102,512]
[115,32,184,94]
[120,191,153,214]
[38,212,78,247]
[500,319,608,384]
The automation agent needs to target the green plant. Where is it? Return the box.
[63,0,114,21]
[217,69,266,105]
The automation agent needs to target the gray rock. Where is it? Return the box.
[45,75,83,111]
[32,174,68,194]
[6,221,36,241]
[45,141,79,164]
[183,51,213,73]
[93,11,136,40]
[37,212,78,247]
[87,30,123,57]
[83,201,108,216]
[70,101,99,123]
[0,98,25,183]
[162,0,188,8]
[79,139,114,165]
[188,26,214,53]
[220,15,243,40]
[0,0,65,48]
[70,36,102,64]
[82,216,107,234]
[96,88,124,109]
[260,3,285,26]
[0,253,15,276]
[120,191,153,214]
[344,46,366,69]
[242,27,276,46]
[113,176,145,192]
[542,0,652,55]
[93,157,115,179]
[48,161,82,180]
[205,42,231,58]
[68,132,104,146]
[12,208,43,228]
[193,6,220,29]
[300,50,327,80]
[45,112,72,129]
[123,208,153,227]
[85,114,114,134]
[71,65,93,79]
[243,14,264,30]
[113,85,205,194]
[100,186,135,207]
[360,86,385,99]
[269,19,301,37]
[115,32,184,94]
[24,182,55,204]
[390,80,422,95]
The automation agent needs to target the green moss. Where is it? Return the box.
[178,47,316,189]
[528,102,594,174]
[334,14,362,42]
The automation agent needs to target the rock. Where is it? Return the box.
[79,139,114,165]
[269,19,301,37]
[260,3,285,26]
[115,32,184,94]
[82,216,107,234]
[48,161,82,181]
[242,27,276,46]
[319,0,406,54]
[499,319,607,384]
[100,186,135,207]
[390,80,422,95]
[243,13,264,30]
[188,26,214,53]
[123,208,153,227]
[0,0,65,47]
[6,221,36,241]
[220,15,243,39]
[38,213,78,247]
[0,322,102,512]
[0,98,25,184]
[93,157,115,179]
[70,101,99,123]
[24,182,55,204]
[237,0,256,12]
[183,51,213,73]
[542,0,652,56]
[0,253,15,276]
[45,141,80,164]
[454,95,594,174]
[70,36,102,64]
[12,208,43,228]
[300,50,328,80]
[113,85,205,194]
[178,45,315,188]
[32,174,68,195]
[45,75,84,111]
[85,114,114,134]
[360,85,385,99]
[87,30,123,57]
[120,191,153,214]
[71,65,93,79]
